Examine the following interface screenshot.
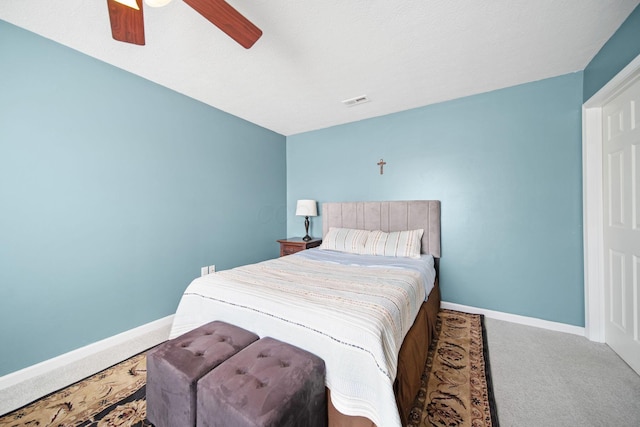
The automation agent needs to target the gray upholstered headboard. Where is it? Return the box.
[321,200,441,258]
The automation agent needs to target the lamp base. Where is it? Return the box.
[302,216,312,242]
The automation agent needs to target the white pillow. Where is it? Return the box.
[320,227,370,254]
[363,229,424,258]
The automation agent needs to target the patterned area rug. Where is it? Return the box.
[0,354,152,427]
[408,309,499,427]
[0,309,498,427]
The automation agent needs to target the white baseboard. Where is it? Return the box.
[0,315,174,416]
[441,301,586,337]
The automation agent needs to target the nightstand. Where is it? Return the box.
[277,237,322,257]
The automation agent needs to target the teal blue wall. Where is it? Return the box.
[2,3,637,376]
[287,73,585,326]
[0,21,286,375]
[583,4,640,101]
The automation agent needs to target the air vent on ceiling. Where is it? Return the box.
[342,95,370,107]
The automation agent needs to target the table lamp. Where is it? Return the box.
[296,200,318,241]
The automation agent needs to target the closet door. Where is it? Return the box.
[602,74,640,376]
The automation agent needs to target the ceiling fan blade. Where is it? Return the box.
[183,0,262,49]
[107,0,146,45]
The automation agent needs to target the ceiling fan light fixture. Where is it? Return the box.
[145,0,172,7]
[113,0,140,10]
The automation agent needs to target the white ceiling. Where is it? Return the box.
[1,0,638,136]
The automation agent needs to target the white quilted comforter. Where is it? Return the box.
[170,249,435,427]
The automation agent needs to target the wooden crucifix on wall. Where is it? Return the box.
[377,158,387,175]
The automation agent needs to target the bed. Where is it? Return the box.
[169,200,441,427]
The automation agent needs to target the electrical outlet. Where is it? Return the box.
[208,265,216,273]
[201,266,208,277]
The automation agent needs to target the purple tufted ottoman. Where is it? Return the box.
[196,336,327,427]
[146,321,259,427]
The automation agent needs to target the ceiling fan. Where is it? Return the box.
[106,0,262,49]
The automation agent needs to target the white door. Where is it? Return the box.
[602,75,640,375]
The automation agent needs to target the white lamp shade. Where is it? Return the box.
[295,200,317,217]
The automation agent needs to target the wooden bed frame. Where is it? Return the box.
[321,201,442,427]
